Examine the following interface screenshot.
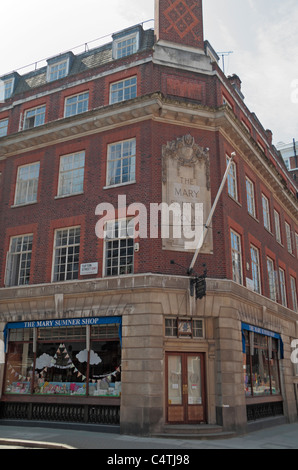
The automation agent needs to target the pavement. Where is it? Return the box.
[0,421,298,450]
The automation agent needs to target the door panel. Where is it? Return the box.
[168,355,182,405]
[187,355,205,423]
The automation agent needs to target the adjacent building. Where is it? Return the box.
[0,0,297,436]
[277,140,298,182]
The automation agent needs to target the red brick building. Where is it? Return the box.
[0,0,297,436]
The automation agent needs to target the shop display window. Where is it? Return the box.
[5,338,34,395]
[35,339,88,396]
[243,330,281,398]
[3,320,121,398]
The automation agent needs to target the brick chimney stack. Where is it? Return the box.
[155,0,204,50]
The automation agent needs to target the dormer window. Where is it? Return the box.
[46,52,74,83]
[114,33,138,59]
[0,72,20,101]
[48,60,68,81]
[112,26,142,60]
[3,79,14,99]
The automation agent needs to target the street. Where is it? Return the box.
[0,422,297,449]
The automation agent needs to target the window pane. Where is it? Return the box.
[251,246,261,293]
[110,77,137,104]
[246,178,256,217]
[168,356,182,405]
[105,220,134,277]
[58,152,85,196]
[115,35,137,59]
[4,342,34,395]
[65,92,89,117]
[267,258,277,302]
[35,339,87,396]
[53,227,80,282]
[15,163,40,205]
[24,106,46,129]
[279,269,287,307]
[49,60,68,82]
[187,356,202,405]
[251,344,270,396]
[231,231,242,284]
[0,118,8,137]
[6,235,33,287]
[88,340,121,397]
[107,139,136,186]
[193,320,203,338]
[291,277,298,312]
[262,195,271,231]
[165,318,177,337]
[271,350,281,395]
[226,157,237,199]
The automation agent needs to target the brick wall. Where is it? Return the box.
[155,0,204,50]
[0,17,297,311]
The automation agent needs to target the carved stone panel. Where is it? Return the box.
[162,134,213,253]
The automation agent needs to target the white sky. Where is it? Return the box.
[0,0,297,145]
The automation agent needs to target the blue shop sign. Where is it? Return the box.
[4,316,122,352]
[241,322,284,359]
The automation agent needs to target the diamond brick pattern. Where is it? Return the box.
[156,0,204,48]
[164,0,200,40]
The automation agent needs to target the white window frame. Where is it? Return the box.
[267,257,277,302]
[226,156,238,201]
[250,245,261,294]
[113,32,139,59]
[274,210,282,244]
[285,222,293,254]
[23,105,46,130]
[290,276,298,312]
[109,76,137,104]
[57,151,85,197]
[279,268,287,307]
[52,226,81,282]
[262,194,271,231]
[47,59,69,82]
[246,177,256,218]
[5,234,33,287]
[106,138,136,187]
[230,230,243,285]
[0,78,14,100]
[0,118,8,137]
[64,91,89,118]
[104,219,134,277]
[14,162,40,206]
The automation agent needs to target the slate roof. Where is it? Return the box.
[6,27,155,96]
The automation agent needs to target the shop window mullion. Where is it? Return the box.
[86,325,90,396]
[248,335,254,397]
[30,328,38,395]
[267,337,273,396]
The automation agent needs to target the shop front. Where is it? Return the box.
[242,323,284,421]
[0,316,122,424]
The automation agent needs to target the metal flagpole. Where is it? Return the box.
[188,152,236,275]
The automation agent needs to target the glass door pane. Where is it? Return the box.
[187,356,202,405]
[168,356,182,405]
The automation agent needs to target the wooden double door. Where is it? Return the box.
[166,352,206,424]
